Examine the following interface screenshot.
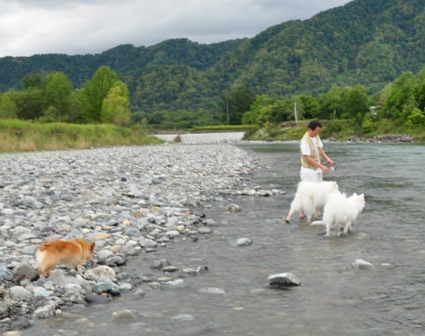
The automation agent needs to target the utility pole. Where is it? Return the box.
[224,89,231,124]
[226,99,230,125]
[294,102,298,125]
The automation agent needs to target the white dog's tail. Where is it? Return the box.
[310,220,326,226]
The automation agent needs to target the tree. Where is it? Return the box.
[319,86,343,119]
[220,87,256,125]
[384,72,417,120]
[41,72,73,120]
[256,96,293,125]
[414,66,425,111]
[81,66,119,123]
[22,74,42,90]
[131,111,149,125]
[9,88,43,120]
[406,107,425,129]
[340,84,370,124]
[101,81,131,126]
[242,94,271,124]
[0,92,18,119]
[299,94,320,119]
[69,89,86,123]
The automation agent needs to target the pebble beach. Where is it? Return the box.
[0,143,285,333]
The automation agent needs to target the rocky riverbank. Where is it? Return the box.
[0,144,284,333]
[328,133,414,143]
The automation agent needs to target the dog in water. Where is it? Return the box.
[36,239,95,278]
[311,192,365,237]
[285,180,340,223]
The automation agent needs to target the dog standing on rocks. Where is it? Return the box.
[285,180,340,223]
[36,239,95,278]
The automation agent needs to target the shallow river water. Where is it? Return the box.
[26,142,425,336]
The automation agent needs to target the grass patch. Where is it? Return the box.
[0,119,162,152]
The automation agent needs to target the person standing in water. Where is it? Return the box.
[299,120,335,218]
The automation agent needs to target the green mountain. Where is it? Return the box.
[1,0,425,114]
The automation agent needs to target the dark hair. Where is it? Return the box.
[307,120,322,130]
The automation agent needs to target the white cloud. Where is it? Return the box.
[0,0,352,57]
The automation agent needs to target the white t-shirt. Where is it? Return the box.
[300,137,323,174]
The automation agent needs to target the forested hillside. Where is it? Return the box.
[1,0,425,114]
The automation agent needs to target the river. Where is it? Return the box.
[25,142,425,336]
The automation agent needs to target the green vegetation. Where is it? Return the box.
[1,0,425,116]
[0,119,161,152]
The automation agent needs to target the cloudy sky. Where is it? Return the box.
[0,0,352,58]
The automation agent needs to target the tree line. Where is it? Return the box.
[220,64,425,132]
[1,64,425,133]
[0,66,131,126]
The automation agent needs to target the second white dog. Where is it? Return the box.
[285,180,340,223]
[311,192,366,237]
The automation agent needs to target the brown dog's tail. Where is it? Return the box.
[35,248,45,266]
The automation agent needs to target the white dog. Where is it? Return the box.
[285,181,340,223]
[311,192,365,237]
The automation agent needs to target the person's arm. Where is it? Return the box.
[319,148,335,166]
[303,155,329,173]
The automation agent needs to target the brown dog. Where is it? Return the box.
[36,239,95,278]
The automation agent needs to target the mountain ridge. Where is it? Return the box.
[1,0,425,113]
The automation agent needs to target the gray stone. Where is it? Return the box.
[125,227,142,237]
[268,273,301,287]
[236,238,252,246]
[14,263,39,281]
[198,287,225,294]
[93,280,121,295]
[352,259,375,270]
[9,286,33,300]
[111,309,138,322]
[225,203,241,213]
[84,265,116,281]
[85,293,110,304]
[33,300,56,319]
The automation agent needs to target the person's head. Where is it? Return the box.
[307,120,322,137]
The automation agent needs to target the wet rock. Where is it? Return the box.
[162,266,179,272]
[268,273,301,287]
[171,314,195,321]
[106,256,126,267]
[110,309,138,323]
[198,227,212,234]
[92,280,120,296]
[225,204,241,213]
[85,293,110,304]
[33,300,56,319]
[198,287,225,294]
[236,238,252,247]
[196,265,209,274]
[352,259,375,270]
[132,288,145,299]
[10,317,32,330]
[257,190,273,196]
